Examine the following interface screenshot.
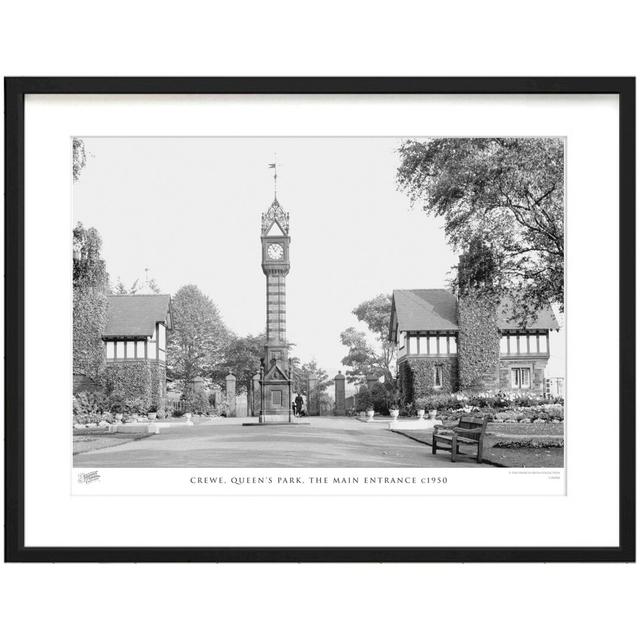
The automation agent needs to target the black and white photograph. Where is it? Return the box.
[71,136,565,474]
[6,76,633,564]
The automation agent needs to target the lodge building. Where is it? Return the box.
[102,294,173,406]
[389,289,559,403]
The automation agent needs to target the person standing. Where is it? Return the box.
[295,393,303,417]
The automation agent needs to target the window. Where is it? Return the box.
[136,340,146,358]
[158,323,166,349]
[409,336,418,354]
[418,336,427,354]
[511,367,531,389]
[509,335,518,354]
[428,336,437,355]
[539,334,548,353]
[126,341,135,358]
[148,340,157,359]
[433,364,444,389]
[530,335,539,353]
[106,341,115,359]
[449,336,457,354]
[116,341,125,359]
[518,335,528,354]
[438,336,447,355]
[500,336,509,354]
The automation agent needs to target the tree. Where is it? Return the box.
[215,333,265,393]
[166,285,231,387]
[340,294,396,384]
[73,138,87,182]
[114,277,161,294]
[72,222,109,379]
[291,358,331,394]
[397,138,564,315]
[73,222,109,292]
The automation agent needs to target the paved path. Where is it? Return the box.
[74,416,481,468]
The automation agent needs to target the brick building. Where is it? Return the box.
[389,289,559,404]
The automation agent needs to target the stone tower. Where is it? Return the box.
[259,196,292,421]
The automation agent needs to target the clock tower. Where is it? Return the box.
[259,194,292,421]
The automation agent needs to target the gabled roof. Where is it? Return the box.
[497,297,559,330]
[103,294,172,338]
[390,289,559,337]
[391,289,459,333]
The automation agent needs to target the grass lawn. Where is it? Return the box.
[73,430,152,455]
[394,424,564,468]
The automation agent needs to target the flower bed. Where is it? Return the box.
[406,391,564,423]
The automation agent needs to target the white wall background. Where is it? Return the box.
[1,2,637,640]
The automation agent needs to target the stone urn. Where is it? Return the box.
[366,409,375,422]
[417,409,425,420]
[147,412,157,421]
[389,409,400,422]
[428,409,437,420]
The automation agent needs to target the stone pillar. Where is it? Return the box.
[190,376,205,393]
[225,372,237,417]
[366,373,379,389]
[307,374,319,416]
[334,371,346,416]
[251,373,261,417]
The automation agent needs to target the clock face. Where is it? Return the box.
[267,243,284,260]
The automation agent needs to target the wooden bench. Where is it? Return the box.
[432,415,488,463]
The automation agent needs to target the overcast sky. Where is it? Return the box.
[73,137,565,383]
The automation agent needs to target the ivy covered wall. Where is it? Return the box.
[103,360,168,411]
[398,357,458,405]
[73,287,108,380]
[104,361,152,410]
[457,291,500,392]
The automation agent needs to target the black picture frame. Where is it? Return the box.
[4,77,635,563]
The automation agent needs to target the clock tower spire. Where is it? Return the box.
[259,166,292,422]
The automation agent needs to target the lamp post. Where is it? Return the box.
[288,357,292,423]
[259,357,265,424]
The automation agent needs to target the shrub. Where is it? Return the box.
[355,387,372,412]
[182,389,211,415]
[73,391,109,416]
[370,382,390,414]
[414,397,429,411]
[123,397,149,415]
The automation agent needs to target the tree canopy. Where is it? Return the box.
[166,285,231,386]
[72,222,109,378]
[73,222,109,292]
[291,358,331,394]
[341,293,395,384]
[114,277,161,295]
[73,138,87,182]
[215,333,265,393]
[397,138,564,313]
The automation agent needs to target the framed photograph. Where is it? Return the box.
[4,77,635,562]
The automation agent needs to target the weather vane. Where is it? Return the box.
[268,154,278,198]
